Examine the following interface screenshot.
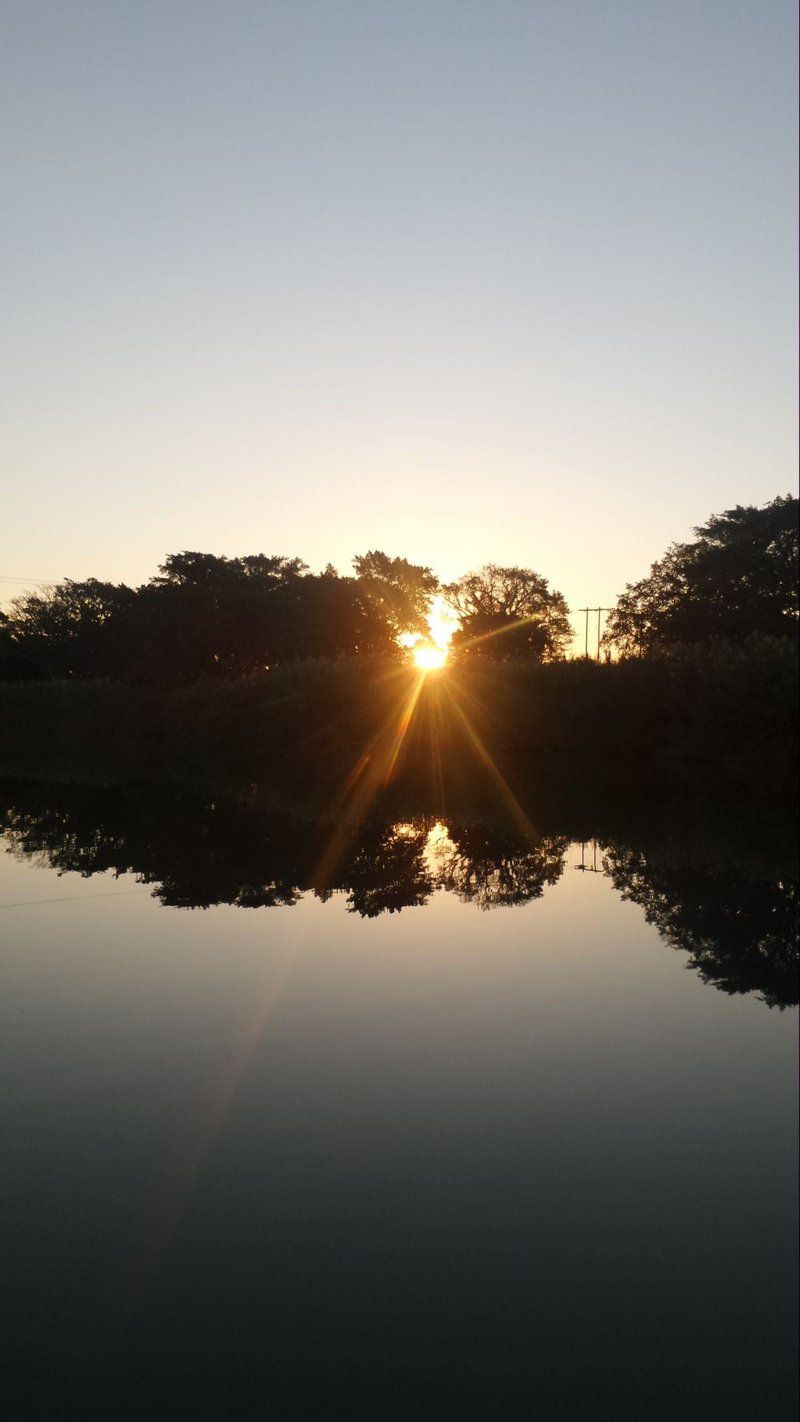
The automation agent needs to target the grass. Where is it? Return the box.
[0,638,796,792]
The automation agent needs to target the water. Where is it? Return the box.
[1,782,797,1419]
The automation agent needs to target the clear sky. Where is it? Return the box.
[2,0,797,637]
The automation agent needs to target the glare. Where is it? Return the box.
[413,643,447,670]
[426,594,459,650]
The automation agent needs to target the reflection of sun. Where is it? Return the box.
[413,643,447,670]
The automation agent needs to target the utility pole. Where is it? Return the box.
[578,608,613,661]
[575,840,601,873]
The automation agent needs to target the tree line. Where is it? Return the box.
[0,494,795,682]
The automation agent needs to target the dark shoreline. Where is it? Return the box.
[0,644,797,790]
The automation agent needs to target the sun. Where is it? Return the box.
[413,643,448,671]
[401,596,457,669]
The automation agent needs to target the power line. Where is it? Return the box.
[0,888,147,910]
[0,575,58,585]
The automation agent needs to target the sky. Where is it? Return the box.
[2,0,797,643]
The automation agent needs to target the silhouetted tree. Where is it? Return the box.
[2,579,137,679]
[290,568,402,659]
[0,782,310,908]
[0,609,40,679]
[138,551,310,679]
[341,821,434,916]
[3,779,797,995]
[442,565,572,661]
[433,823,568,907]
[352,551,438,642]
[603,844,799,1008]
[0,550,437,682]
[153,551,308,590]
[0,783,563,917]
[603,496,799,656]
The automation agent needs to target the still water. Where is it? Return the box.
[1,786,797,1419]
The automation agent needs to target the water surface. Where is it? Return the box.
[1,784,796,1419]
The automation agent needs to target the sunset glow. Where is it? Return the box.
[399,593,458,669]
[413,643,448,671]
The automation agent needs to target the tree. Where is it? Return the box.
[341,821,434,916]
[603,495,799,656]
[603,843,799,1009]
[136,551,310,680]
[153,551,307,590]
[352,551,438,643]
[0,609,40,679]
[0,550,439,683]
[2,579,137,679]
[442,564,572,661]
[435,823,568,907]
[275,569,401,660]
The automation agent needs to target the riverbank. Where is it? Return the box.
[0,640,796,791]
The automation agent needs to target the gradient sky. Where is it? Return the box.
[2,1,797,638]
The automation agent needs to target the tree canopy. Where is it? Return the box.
[442,564,572,662]
[0,549,440,682]
[603,495,799,656]
[603,843,798,1009]
[351,551,438,639]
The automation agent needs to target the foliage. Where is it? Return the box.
[0,549,433,682]
[603,495,799,655]
[351,551,438,640]
[603,844,798,1008]
[0,579,137,680]
[442,564,572,661]
[434,824,568,907]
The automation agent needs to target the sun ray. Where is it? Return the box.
[454,613,542,655]
[441,680,541,846]
[310,669,427,894]
[122,936,302,1310]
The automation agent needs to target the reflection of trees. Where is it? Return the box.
[0,787,438,917]
[435,824,568,908]
[0,784,568,920]
[3,782,797,1014]
[1,785,306,910]
[340,822,433,917]
[603,845,799,1009]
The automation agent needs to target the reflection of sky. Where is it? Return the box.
[1,836,796,1413]
[1,2,797,655]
